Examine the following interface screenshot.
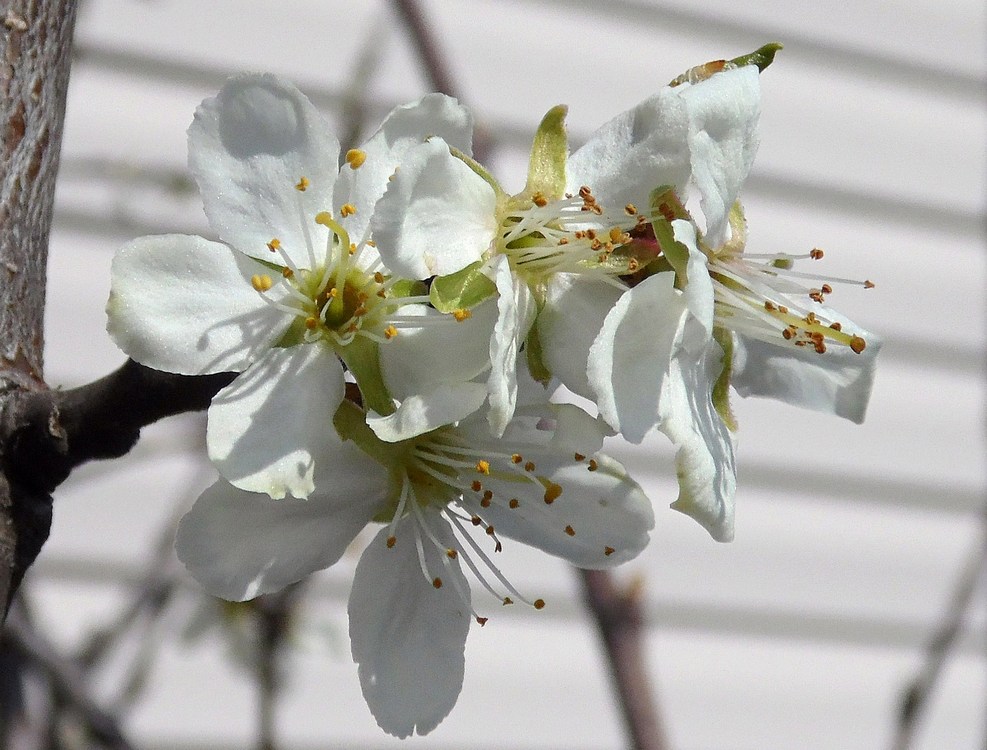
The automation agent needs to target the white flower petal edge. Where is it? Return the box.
[207,343,345,499]
[566,86,691,214]
[175,444,388,601]
[349,516,470,739]
[487,254,537,437]
[335,93,475,244]
[679,66,761,247]
[538,272,624,401]
[371,137,498,279]
[732,323,882,424]
[379,300,497,402]
[461,444,654,568]
[588,272,688,444]
[368,382,489,443]
[107,234,294,375]
[662,339,737,542]
[188,73,339,266]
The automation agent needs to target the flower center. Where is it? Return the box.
[248,177,437,351]
[496,185,649,287]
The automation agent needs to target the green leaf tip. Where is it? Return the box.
[523,104,569,199]
[731,42,783,72]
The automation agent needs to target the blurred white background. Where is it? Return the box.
[22,0,987,747]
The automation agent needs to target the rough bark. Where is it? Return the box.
[0,0,79,615]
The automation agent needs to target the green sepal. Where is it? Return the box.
[333,398,406,476]
[388,278,429,299]
[429,260,497,313]
[730,43,783,73]
[524,318,552,385]
[649,186,692,288]
[711,327,738,432]
[523,105,568,200]
[337,335,394,417]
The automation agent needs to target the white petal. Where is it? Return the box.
[538,273,624,400]
[464,452,653,568]
[567,87,691,214]
[188,73,338,266]
[371,138,497,279]
[336,94,474,243]
[368,382,489,442]
[349,515,470,738]
[107,234,294,374]
[680,66,761,247]
[487,255,536,437]
[379,300,496,401]
[732,324,882,424]
[661,339,736,542]
[588,272,689,442]
[207,344,345,499]
[176,455,387,601]
[672,219,716,343]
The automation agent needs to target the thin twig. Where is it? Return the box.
[389,0,494,163]
[2,604,136,749]
[579,569,669,750]
[889,517,987,750]
[254,585,305,750]
[338,9,391,152]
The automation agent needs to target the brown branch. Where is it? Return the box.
[1,360,233,616]
[579,569,669,750]
[0,0,80,617]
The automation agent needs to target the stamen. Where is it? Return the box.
[345,149,367,169]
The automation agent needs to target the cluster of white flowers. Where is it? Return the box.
[105,46,879,737]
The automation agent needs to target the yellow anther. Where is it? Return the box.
[305,317,319,329]
[864,280,875,289]
[509,498,519,509]
[314,211,333,226]
[533,599,546,610]
[446,548,458,559]
[267,238,281,252]
[340,203,357,217]
[373,272,385,284]
[453,308,472,322]
[564,525,575,536]
[850,335,867,354]
[511,453,523,464]
[471,480,483,492]
[250,274,273,292]
[624,203,638,215]
[543,482,562,504]
[384,325,399,339]
[345,148,367,169]
[327,287,338,299]
[367,240,376,247]
[432,577,443,589]
[476,616,488,626]
[587,459,598,472]
[503,597,514,606]
[609,227,624,244]
[349,243,357,255]
[282,267,294,278]
[295,176,310,192]
[524,461,536,472]
[386,535,396,549]
[574,452,585,462]
[475,460,491,475]
[604,546,615,556]
[531,191,548,208]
